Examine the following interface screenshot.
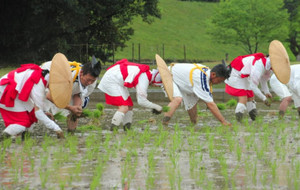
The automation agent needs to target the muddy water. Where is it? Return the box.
[0,101,300,190]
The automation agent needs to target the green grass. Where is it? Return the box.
[114,0,298,62]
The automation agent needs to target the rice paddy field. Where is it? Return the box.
[0,101,300,190]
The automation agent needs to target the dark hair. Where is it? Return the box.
[42,69,49,77]
[211,64,231,79]
[81,62,101,78]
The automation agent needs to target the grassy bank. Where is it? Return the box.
[114,0,286,62]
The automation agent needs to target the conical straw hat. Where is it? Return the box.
[49,53,73,108]
[269,40,291,84]
[155,54,173,101]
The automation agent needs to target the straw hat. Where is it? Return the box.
[269,40,291,84]
[49,53,73,108]
[155,54,173,101]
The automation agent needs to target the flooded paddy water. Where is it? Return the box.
[0,91,300,190]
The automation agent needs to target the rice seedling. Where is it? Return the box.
[218,154,229,187]
[162,106,170,112]
[252,159,257,185]
[96,102,104,112]
[226,98,237,108]
[146,148,157,190]
[273,96,281,102]
[2,100,300,189]
[217,103,226,110]
[90,158,105,190]
[236,142,242,162]
[53,112,66,122]
[82,108,93,117]
[39,167,50,189]
[208,134,215,158]
[270,160,278,181]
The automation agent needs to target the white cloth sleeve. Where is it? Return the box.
[250,80,267,101]
[135,73,162,111]
[249,61,267,101]
[35,109,62,132]
[30,80,47,111]
[260,70,272,94]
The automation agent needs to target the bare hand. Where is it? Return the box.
[265,93,272,99]
[70,106,82,116]
[264,99,271,107]
[222,120,232,127]
[45,112,54,120]
[152,109,162,115]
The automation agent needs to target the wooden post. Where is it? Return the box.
[184,45,186,62]
[162,44,165,59]
[138,43,141,63]
[132,43,134,62]
[112,43,115,63]
[86,43,89,64]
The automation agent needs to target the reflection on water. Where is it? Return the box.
[0,102,300,189]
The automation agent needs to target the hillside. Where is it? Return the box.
[114,0,271,63]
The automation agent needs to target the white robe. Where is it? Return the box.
[41,61,96,115]
[270,64,300,107]
[225,56,272,101]
[0,69,47,112]
[98,64,160,109]
[170,63,213,110]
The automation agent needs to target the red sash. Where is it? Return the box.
[0,64,47,107]
[230,53,267,76]
[107,59,152,88]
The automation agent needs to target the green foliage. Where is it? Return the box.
[162,106,170,112]
[273,96,281,102]
[284,0,300,58]
[53,112,66,122]
[217,103,226,110]
[96,103,104,112]
[82,109,93,118]
[226,99,237,108]
[207,0,289,54]
[0,0,161,64]
[116,0,244,62]
[77,125,99,132]
[93,110,102,118]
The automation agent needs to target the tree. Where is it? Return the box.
[207,0,289,54]
[0,0,160,65]
[284,0,300,60]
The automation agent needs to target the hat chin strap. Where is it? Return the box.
[45,73,50,86]
[266,57,271,70]
[151,69,162,85]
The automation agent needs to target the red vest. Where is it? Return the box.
[0,64,47,107]
[107,59,152,88]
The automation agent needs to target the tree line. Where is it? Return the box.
[1,0,299,66]
[0,0,160,65]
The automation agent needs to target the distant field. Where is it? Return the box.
[114,0,296,63]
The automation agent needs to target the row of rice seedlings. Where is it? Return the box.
[146,148,157,189]
[1,102,300,189]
